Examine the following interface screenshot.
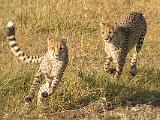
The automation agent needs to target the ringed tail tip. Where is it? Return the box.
[7,21,14,28]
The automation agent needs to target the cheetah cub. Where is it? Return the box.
[6,21,68,107]
[100,12,147,80]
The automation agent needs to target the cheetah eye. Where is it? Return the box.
[60,47,63,50]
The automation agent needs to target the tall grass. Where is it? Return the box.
[0,0,160,118]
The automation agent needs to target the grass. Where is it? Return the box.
[0,0,160,119]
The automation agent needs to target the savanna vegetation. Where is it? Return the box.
[0,0,160,119]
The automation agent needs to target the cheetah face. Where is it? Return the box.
[100,22,131,42]
[47,38,67,60]
[100,22,114,42]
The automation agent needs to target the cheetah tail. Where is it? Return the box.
[6,21,42,64]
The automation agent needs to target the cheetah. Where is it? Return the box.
[100,12,147,80]
[6,21,68,107]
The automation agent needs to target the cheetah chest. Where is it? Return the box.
[40,60,64,78]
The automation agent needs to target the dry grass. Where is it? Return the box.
[0,0,160,119]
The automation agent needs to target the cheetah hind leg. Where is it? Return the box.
[130,54,138,76]
[130,36,144,76]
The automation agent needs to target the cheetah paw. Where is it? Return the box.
[130,66,137,76]
[105,68,116,74]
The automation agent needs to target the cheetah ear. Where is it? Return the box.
[100,22,106,27]
[100,22,111,31]
[100,22,109,29]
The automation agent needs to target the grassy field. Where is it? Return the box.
[0,0,160,119]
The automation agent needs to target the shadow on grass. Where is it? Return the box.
[128,67,160,107]
[0,66,159,116]
[62,67,160,110]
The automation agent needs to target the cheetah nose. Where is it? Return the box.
[105,38,111,42]
[105,37,110,41]
[104,36,111,41]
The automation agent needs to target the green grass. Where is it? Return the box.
[0,0,160,118]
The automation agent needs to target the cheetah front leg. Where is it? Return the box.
[25,69,44,107]
[130,36,144,76]
[37,76,59,106]
[114,50,128,80]
[104,55,116,74]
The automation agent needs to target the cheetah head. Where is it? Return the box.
[100,22,130,42]
[47,37,68,60]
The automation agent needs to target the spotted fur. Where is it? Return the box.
[6,21,68,107]
[100,12,147,80]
